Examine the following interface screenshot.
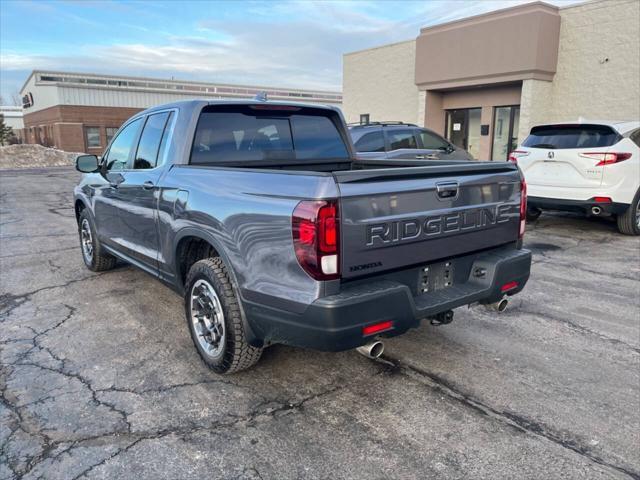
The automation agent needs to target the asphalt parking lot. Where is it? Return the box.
[1,166,639,480]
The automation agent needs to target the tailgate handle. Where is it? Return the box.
[436,181,459,200]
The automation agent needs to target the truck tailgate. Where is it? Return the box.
[335,163,522,279]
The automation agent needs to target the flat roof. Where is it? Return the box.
[20,70,342,101]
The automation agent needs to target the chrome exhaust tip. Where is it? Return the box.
[356,340,384,359]
[486,297,509,313]
[591,206,602,215]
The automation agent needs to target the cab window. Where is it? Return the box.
[134,112,172,169]
[103,118,142,171]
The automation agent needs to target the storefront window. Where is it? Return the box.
[491,106,520,161]
[446,108,481,159]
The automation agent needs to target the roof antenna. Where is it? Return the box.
[254,91,268,102]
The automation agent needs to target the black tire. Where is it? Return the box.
[78,210,117,271]
[184,257,262,374]
[616,190,640,235]
[526,206,542,222]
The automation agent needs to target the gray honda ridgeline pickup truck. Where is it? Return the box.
[74,100,531,373]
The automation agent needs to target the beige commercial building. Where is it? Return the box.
[343,0,640,161]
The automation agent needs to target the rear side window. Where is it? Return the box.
[353,130,385,152]
[134,112,171,169]
[630,128,640,147]
[388,129,418,150]
[190,106,349,165]
[522,125,620,149]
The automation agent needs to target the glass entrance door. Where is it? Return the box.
[446,108,481,159]
[491,105,520,161]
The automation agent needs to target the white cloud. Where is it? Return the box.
[1,0,585,97]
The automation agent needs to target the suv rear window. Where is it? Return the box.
[190,105,349,165]
[522,124,620,149]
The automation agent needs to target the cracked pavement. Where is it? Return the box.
[1,166,639,479]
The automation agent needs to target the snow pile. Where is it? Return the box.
[0,144,84,169]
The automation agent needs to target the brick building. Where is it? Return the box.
[342,0,640,161]
[19,71,342,155]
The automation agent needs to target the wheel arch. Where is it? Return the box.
[173,227,261,347]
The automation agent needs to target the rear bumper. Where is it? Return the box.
[243,246,531,352]
[528,196,629,215]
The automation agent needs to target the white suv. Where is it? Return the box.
[511,120,640,235]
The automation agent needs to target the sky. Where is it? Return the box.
[0,0,583,103]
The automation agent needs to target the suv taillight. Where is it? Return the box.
[509,150,529,163]
[292,200,340,281]
[579,152,632,166]
[519,179,527,239]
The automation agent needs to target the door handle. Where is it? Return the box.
[415,154,426,159]
[425,154,439,160]
[142,181,155,190]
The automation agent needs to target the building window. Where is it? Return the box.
[84,127,101,149]
[359,114,370,125]
[106,127,118,146]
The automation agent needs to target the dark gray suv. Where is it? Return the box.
[349,122,474,161]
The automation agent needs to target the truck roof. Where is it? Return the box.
[140,98,341,117]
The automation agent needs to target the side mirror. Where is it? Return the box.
[76,154,99,173]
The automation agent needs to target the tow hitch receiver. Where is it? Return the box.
[430,310,454,326]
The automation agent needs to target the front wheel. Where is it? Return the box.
[78,210,117,271]
[184,257,262,374]
[616,191,640,235]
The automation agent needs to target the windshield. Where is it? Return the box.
[522,124,620,149]
[190,105,349,165]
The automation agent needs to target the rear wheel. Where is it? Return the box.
[526,206,542,222]
[78,210,116,271]
[184,257,262,374]
[616,191,640,235]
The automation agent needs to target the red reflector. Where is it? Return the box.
[501,281,519,292]
[593,196,612,203]
[362,320,393,336]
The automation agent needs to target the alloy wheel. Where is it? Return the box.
[80,218,94,263]
[190,279,226,358]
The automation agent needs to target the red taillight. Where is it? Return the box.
[519,178,527,238]
[292,199,340,281]
[508,150,529,163]
[362,320,393,336]
[593,196,612,203]
[579,152,632,166]
[501,281,519,292]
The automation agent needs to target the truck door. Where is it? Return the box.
[116,111,174,270]
[93,117,143,249]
